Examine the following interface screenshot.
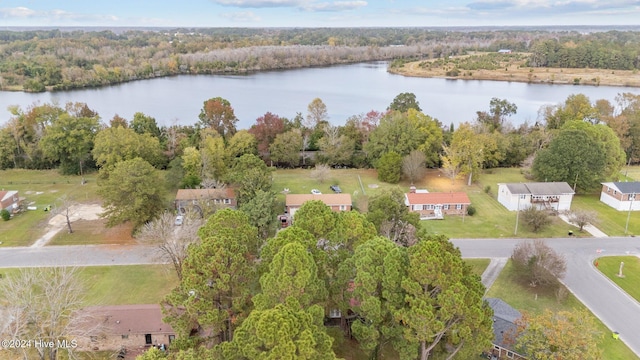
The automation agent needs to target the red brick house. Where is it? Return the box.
[285,194,352,220]
[404,191,471,219]
[174,188,236,215]
[600,182,640,211]
[78,304,175,355]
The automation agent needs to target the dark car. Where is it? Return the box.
[330,185,342,193]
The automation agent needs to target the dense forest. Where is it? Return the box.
[2,27,639,91]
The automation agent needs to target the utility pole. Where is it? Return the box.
[514,195,521,235]
[625,193,635,235]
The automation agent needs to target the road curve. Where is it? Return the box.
[452,237,640,358]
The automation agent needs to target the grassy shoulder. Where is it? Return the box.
[486,260,638,360]
[0,265,177,306]
[389,52,640,87]
[596,256,640,302]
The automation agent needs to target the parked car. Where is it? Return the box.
[174,215,184,226]
[311,189,322,195]
[330,185,342,193]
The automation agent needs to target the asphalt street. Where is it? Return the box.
[2,238,640,356]
[452,237,640,357]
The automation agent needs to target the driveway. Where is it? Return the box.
[453,237,640,357]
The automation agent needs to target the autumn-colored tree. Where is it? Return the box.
[441,122,485,185]
[306,97,329,129]
[249,112,285,154]
[402,150,426,184]
[514,309,602,360]
[198,97,238,139]
[226,129,257,160]
[92,126,164,171]
[317,125,356,166]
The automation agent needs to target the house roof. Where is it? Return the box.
[83,304,175,335]
[285,194,352,207]
[501,182,574,196]
[603,182,640,194]
[0,190,18,202]
[486,298,522,351]
[405,192,471,205]
[175,188,234,200]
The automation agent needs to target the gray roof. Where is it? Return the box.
[486,298,522,350]
[504,182,574,196]
[612,182,640,194]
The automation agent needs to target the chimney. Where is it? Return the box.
[409,185,416,193]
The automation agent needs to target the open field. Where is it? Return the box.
[486,260,638,359]
[596,256,640,303]
[389,52,640,87]
[0,265,177,306]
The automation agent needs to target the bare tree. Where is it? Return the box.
[512,239,567,288]
[0,267,101,360]
[564,209,598,232]
[310,164,332,183]
[54,195,76,234]
[402,150,426,184]
[521,206,552,233]
[136,211,203,279]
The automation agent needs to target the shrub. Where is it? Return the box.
[512,239,566,288]
[521,206,551,233]
[0,209,10,221]
[484,185,491,194]
[376,152,402,184]
[467,205,476,216]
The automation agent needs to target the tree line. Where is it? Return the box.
[3,27,633,91]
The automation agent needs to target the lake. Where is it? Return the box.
[1,62,638,129]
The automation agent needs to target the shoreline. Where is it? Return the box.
[388,59,640,88]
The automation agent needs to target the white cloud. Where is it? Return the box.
[302,1,368,11]
[212,0,304,7]
[220,11,262,22]
[0,7,36,18]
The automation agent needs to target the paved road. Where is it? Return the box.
[2,238,640,356]
[453,237,640,357]
[0,244,157,268]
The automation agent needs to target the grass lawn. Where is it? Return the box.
[621,165,640,181]
[486,260,638,359]
[596,256,640,302]
[0,265,177,306]
[0,169,102,246]
[465,258,491,277]
[49,219,136,246]
[572,195,640,236]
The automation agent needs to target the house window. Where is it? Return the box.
[614,190,617,195]
[456,204,462,210]
[224,199,231,204]
[339,205,346,211]
[422,205,428,210]
[443,204,450,210]
[121,334,128,339]
[507,351,514,358]
[168,335,175,344]
[520,194,526,199]
[630,194,636,201]
[607,187,611,193]
[145,334,152,345]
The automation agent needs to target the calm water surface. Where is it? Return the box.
[1,62,638,129]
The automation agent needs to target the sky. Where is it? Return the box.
[0,0,639,28]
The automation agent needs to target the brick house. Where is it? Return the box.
[285,193,352,220]
[404,191,471,219]
[600,182,640,211]
[0,190,20,212]
[486,298,526,360]
[174,188,236,215]
[77,304,175,354]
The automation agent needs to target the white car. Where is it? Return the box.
[174,215,184,226]
[311,189,322,195]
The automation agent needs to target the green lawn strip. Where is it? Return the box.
[621,165,640,181]
[596,256,640,302]
[486,260,638,359]
[465,258,491,277]
[476,167,529,192]
[0,265,177,306]
[572,195,640,236]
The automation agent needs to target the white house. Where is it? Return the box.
[600,182,640,211]
[497,182,574,212]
